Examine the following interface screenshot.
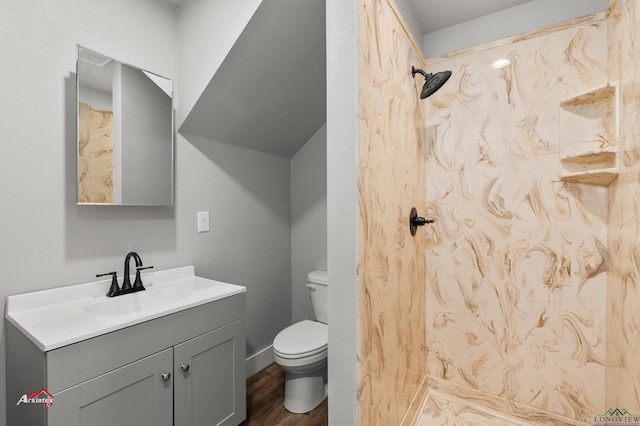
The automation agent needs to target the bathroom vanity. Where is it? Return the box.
[5,266,246,426]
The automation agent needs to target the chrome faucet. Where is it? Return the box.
[97,252,153,297]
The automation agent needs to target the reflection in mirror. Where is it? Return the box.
[76,46,173,206]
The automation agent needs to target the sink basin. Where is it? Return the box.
[5,265,246,351]
[84,286,192,317]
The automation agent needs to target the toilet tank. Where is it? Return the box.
[307,270,328,324]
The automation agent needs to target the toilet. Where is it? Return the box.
[273,270,328,413]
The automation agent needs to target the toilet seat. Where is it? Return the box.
[273,320,327,359]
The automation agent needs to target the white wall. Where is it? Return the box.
[327,0,360,424]
[176,0,292,370]
[422,0,609,57]
[291,123,327,323]
[0,0,292,423]
[175,0,263,127]
[173,133,292,364]
[0,1,176,422]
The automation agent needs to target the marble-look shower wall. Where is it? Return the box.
[423,14,610,424]
[607,0,640,414]
[358,0,428,424]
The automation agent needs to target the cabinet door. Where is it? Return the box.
[48,348,173,426]
[174,320,246,426]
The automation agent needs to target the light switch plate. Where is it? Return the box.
[197,211,210,233]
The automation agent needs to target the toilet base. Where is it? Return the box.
[283,367,327,413]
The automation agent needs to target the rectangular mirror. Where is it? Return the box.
[76,46,173,206]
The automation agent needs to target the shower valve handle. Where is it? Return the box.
[409,207,434,236]
[412,216,434,226]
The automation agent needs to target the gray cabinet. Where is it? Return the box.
[49,349,173,426]
[6,293,246,426]
[174,322,246,426]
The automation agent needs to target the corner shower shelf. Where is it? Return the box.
[559,83,619,186]
[559,170,619,185]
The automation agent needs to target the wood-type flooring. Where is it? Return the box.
[240,362,328,426]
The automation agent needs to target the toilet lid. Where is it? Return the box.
[273,320,327,358]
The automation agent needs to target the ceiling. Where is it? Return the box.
[171,0,535,158]
[162,0,188,7]
[404,0,532,33]
[163,0,532,34]
[179,0,326,158]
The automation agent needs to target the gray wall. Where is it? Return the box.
[422,0,610,57]
[0,1,176,421]
[174,133,291,364]
[176,0,292,372]
[0,0,292,423]
[327,0,360,424]
[120,65,173,205]
[393,0,424,52]
[291,124,327,323]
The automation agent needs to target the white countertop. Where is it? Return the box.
[5,266,245,351]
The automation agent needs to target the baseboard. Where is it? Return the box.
[246,345,274,378]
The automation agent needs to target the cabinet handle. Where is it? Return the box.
[181,364,190,373]
[161,372,171,381]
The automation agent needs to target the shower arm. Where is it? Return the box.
[411,66,431,80]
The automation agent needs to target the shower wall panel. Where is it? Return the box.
[423,15,609,423]
[606,0,640,415]
[358,0,428,423]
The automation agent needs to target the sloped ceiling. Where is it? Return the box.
[179,0,326,158]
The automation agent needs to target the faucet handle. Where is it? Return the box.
[133,266,154,289]
[97,271,120,297]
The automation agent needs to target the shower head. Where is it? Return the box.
[411,66,452,99]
